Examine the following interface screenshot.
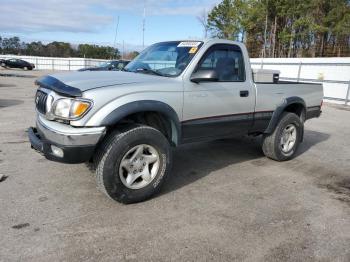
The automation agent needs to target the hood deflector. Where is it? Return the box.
[35,75,82,97]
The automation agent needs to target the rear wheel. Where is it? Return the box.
[262,112,302,161]
[23,66,28,70]
[95,125,172,204]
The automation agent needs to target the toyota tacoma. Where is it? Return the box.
[28,39,323,203]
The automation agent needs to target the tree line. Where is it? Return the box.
[204,0,350,57]
[0,36,140,60]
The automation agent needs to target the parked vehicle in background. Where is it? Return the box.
[28,39,323,204]
[0,59,6,67]
[78,60,130,72]
[2,58,35,70]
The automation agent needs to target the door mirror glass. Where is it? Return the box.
[190,69,219,83]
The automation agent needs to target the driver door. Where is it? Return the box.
[182,44,255,142]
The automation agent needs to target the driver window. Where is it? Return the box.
[197,45,245,82]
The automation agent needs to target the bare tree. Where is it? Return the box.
[197,9,209,38]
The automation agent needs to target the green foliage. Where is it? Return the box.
[0,36,122,59]
[208,0,248,40]
[0,36,21,54]
[207,0,350,57]
[77,44,120,59]
[46,42,74,57]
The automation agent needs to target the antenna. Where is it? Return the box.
[122,40,125,60]
[142,0,146,48]
[113,16,120,57]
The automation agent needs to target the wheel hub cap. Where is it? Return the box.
[280,124,297,153]
[119,144,160,189]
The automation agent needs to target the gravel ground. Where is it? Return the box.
[0,68,349,262]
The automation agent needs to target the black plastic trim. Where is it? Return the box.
[306,106,322,120]
[28,127,44,153]
[181,112,254,142]
[249,111,274,133]
[28,127,95,164]
[180,110,276,142]
[181,112,254,124]
[264,97,306,134]
[36,75,82,97]
[101,100,181,143]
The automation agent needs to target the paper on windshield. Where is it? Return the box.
[177,41,201,47]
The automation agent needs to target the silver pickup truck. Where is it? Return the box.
[28,39,323,203]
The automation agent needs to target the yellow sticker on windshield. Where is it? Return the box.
[189,47,198,54]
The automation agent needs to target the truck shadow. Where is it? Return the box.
[0,99,24,108]
[160,130,329,195]
[296,130,330,157]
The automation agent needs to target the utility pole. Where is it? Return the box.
[113,16,120,59]
[122,40,125,60]
[142,0,146,48]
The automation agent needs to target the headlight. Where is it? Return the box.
[52,98,92,120]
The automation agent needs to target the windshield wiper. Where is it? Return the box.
[135,68,164,76]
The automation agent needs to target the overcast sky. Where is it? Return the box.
[0,0,220,50]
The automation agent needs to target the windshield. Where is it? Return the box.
[125,41,203,77]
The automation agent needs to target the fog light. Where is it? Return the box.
[51,145,64,158]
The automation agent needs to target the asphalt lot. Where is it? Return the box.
[0,68,349,262]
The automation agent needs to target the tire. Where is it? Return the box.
[95,125,172,204]
[262,112,303,161]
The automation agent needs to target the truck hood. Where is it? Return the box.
[36,71,171,97]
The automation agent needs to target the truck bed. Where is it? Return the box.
[254,81,323,112]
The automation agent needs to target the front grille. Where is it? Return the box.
[35,90,48,114]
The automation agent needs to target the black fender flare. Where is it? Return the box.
[265,96,306,139]
[100,100,181,145]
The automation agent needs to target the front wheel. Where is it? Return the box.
[95,125,172,204]
[262,112,303,161]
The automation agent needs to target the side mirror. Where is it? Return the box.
[190,70,219,83]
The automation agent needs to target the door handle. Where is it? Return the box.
[240,90,249,97]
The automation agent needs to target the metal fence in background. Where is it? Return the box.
[0,55,108,71]
[27,58,107,71]
[251,59,350,105]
